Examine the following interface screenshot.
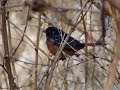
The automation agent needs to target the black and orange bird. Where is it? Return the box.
[44,26,102,60]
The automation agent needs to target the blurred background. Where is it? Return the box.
[0,0,120,90]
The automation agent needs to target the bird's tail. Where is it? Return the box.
[83,42,106,46]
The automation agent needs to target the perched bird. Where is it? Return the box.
[44,26,102,60]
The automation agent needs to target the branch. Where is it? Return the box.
[1,0,17,89]
[104,1,120,90]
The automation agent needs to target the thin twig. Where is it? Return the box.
[34,12,42,90]
[12,7,30,56]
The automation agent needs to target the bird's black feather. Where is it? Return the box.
[45,27,85,51]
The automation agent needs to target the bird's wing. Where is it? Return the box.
[52,32,84,51]
[65,37,85,50]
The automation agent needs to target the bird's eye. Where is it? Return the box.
[48,29,50,32]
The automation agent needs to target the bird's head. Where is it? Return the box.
[44,27,60,38]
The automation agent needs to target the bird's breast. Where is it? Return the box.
[46,38,66,60]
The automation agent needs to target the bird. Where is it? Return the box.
[44,26,102,60]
